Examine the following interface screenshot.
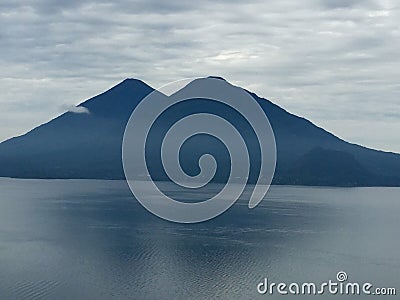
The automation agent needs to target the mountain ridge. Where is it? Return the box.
[0,77,399,186]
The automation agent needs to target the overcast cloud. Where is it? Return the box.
[0,0,399,152]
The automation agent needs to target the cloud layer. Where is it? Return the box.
[1,0,399,152]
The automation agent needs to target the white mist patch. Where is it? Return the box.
[64,105,90,114]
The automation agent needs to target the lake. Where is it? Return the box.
[0,179,399,299]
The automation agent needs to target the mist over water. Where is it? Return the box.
[0,179,399,299]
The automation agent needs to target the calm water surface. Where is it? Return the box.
[0,179,399,299]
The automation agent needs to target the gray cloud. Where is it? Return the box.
[317,0,376,9]
[0,0,399,152]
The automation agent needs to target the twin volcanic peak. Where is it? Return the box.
[0,77,399,186]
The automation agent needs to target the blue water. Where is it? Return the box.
[0,179,399,299]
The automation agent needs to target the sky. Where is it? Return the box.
[1,0,399,152]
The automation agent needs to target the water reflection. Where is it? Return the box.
[0,179,399,299]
